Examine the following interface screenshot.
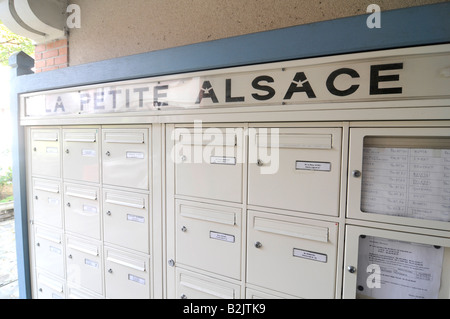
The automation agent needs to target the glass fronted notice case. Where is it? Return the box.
[360,136,450,223]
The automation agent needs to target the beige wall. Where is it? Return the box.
[68,0,447,66]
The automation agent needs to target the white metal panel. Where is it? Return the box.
[247,210,338,298]
[34,227,64,278]
[176,200,242,280]
[64,183,101,240]
[66,236,103,295]
[248,127,342,216]
[176,268,241,299]
[102,128,150,190]
[104,247,151,299]
[63,128,100,183]
[36,273,65,299]
[31,128,61,178]
[103,189,150,254]
[174,127,243,203]
[32,178,62,228]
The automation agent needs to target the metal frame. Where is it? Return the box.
[9,3,450,298]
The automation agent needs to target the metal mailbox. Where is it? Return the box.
[248,127,342,216]
[63,128,100,183]
[175,200,242,280]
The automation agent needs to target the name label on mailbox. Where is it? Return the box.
[210,231,235,243]
[293,248,327,263]
[210,156,236,165]
[296,161,331,171]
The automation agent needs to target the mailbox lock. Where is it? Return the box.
[35,195,39,200]
[68,254,73,259]
[108,269,113,274]
[106,151,111,156]
[180,294,187,299]
[352,170,362,178]
[256,159,264,167]
[65,149,70,154]
[181,226,187,232]
[347,265,357,273]
[254,241,262,248]
[168,259,175,267]
[106,211,112,216]
[66,202,71,207]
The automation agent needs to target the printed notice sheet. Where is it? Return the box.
[361,147,450,222]
[357,236,444,299]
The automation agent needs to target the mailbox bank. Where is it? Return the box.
[16,43,450,299]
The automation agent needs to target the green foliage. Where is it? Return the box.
[0,20,34,66]
[0,166,12,187]
[0,195,13,203]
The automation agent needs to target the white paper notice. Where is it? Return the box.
[361,147,450,222]
[356,236,444,299]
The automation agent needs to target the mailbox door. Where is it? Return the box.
[247,210,338,298]
[103,189,150,254]
[104,247,151,299]
[31,128,61,178]
[248,127,342,216]
[63,128,100,183]
[176,200,242,280]
[102,128,149,190]
[34,227,64,278]
[66,236,103,295]
[32,178,62,228]
[64,183,101,240]
[36,273,65,299]
[174,127,243,203]
[176,268,241,299]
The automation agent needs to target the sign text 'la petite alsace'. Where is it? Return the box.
[25,62,404,117]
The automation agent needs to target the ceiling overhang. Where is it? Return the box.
[0,0,66,44]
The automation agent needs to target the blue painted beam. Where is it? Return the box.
[14,2,450,95]
[9,52,33,300]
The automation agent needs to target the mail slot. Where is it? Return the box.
[104,247,151,299]
[248,127,342,216]
[34,227,64,278]
[246,287,296,299]
[176,200,242,280]
[31,128,61,178]
[63,128,100,183]
[174,127,243,203]
[67,285,103,299]
[102,127,150,190]
[247,210,338,298]
[66,236,103,295]
[176,268,241,299]
[103,189,150,254]
[64,183,101,240]
[32,178,62,228]
[36,273,65,299]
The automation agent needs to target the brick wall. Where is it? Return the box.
[34,39,68,73]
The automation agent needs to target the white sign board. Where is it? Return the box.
[22,48,450,118]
